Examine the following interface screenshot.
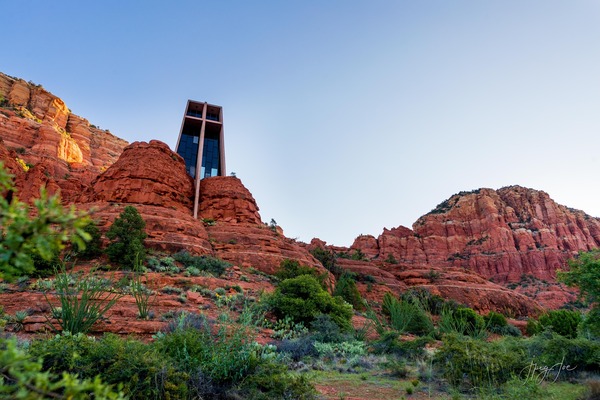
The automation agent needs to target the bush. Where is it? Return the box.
[485,311,508,333]
[1,336,124,399]
[382,293,434,335]
[435,334,527,389]
[275,259,325,285]
[310,314,346,343]
[524,332,600,373]
[582,306,600,338]
[0,163,90,281]
[31,332,187,399]
[537,309,582,338]
[400,287,448,315]
[277,336,318,361]
[268,275,353,331]
[105,206,147,269]
[172,251,230,276]
[155,312,260,384]
[310,246,342,277]
[77,221,103,259]
[372,332,432,359]
[238,360,318,399]
[438,306,485,337]
[333,272,364,311]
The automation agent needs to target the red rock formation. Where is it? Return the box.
[0,72,128,202]
[348,188,600,287]
[198,176,262,224]
[85,140,194,211]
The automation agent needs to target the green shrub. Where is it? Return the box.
[310,246,342,277]
[30,250,62,278]
[524,332,600,372]
[435,334,527,389]
[581,306,600,338]
[485,310,508,333]
[400,287,448,315]
[31,332,187,399]
[526,318,542,336]
[382,293,434,335]
[268,275,353,331]
[310,314,346,343]
[0,162,90,281]
[372,332,432,359]
[238,360,318,399]
[537,309,582,338]
[76,221,103,259]
[105,206,147,269]
[154,312,260,383]
[1,336,124,399]
[438,306,486,337]
[275,259,325,284]
[172,251,230,276]
[333,272,364,311]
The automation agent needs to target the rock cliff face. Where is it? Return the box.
[349,188,600,285]
[0,72,128,202]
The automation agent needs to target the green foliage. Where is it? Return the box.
[0,163,91,281]
[31,332,187,399]
[275,259,325,284]
[45,269,123,334]
[172,250,230,276]
[438,306,486,338]
[537,309,582,338]
[105,206,147,268]
[435,334,527,389]
[1,336,124,399]
[351,249,367,261]
[372,331,432,359]
[269,275,353,331]
[582,307,600,338]
[559,250,600,305]
[381,292,434,335]
[130,259,155,319]
[400,287,449,315]
[333,272,364,311]
[155,311,260,383]
[310,246,341,277]
[239,360,318,399]
[524,331,600,372]
[384,253,398,264]
[76,221,103,259]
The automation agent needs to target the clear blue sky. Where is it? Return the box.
[3,1,600,246]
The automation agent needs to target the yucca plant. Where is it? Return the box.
[130,256,155,319]
[45,268,123,334]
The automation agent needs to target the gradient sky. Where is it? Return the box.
[3,1,600,246]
